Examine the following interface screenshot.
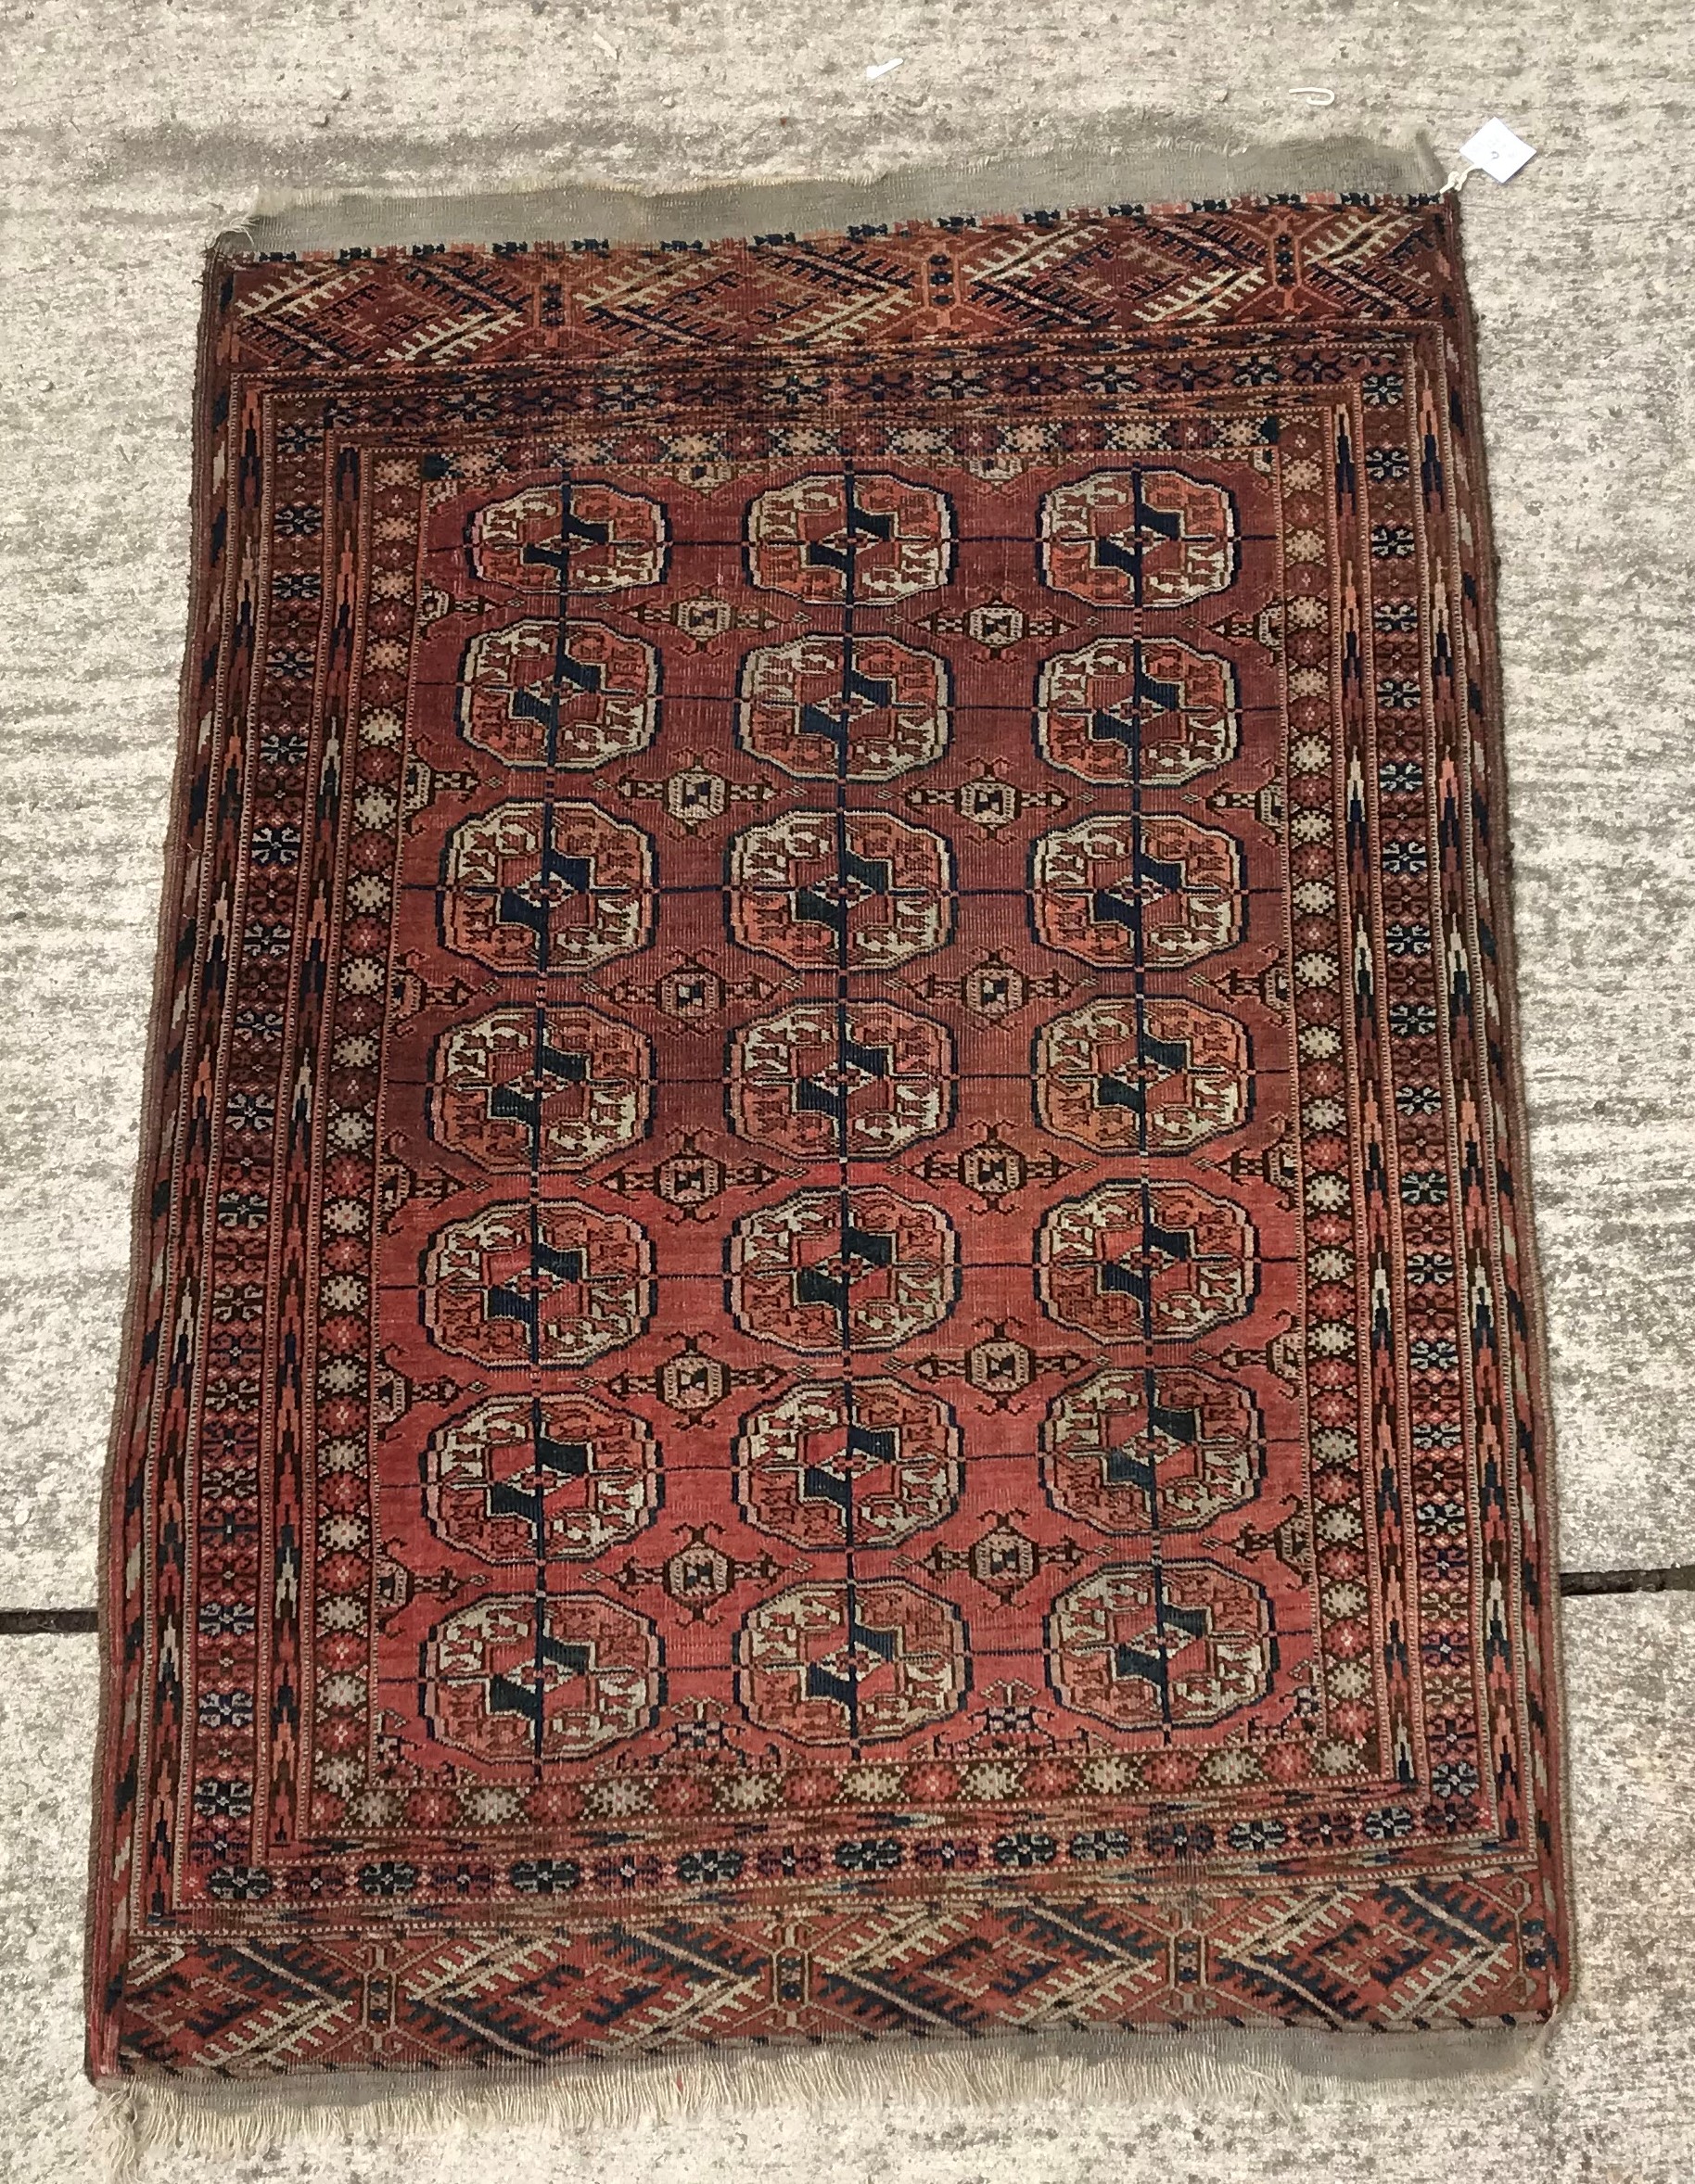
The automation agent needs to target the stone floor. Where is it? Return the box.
[0,0,1691,2176]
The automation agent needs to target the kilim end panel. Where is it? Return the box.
[87,193,1570,2085]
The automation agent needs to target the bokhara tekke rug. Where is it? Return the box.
[87,179,1570,2105]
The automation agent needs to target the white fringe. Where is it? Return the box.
[96,2021,1546,2178]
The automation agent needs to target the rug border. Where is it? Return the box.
[1442,186,1577,2007]
[84,240,232,2089]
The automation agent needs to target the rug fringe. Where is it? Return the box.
[98,2022,1546,2178]
[224,119,1446,254]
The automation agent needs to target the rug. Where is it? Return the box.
[86,166,1571,2110]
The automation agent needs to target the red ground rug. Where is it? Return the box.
[88,186,1570,2094]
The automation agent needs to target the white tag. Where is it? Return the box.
[1459,119,1536,184]
[865,57,905,80]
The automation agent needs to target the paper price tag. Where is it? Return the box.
[1459,119,1537,184]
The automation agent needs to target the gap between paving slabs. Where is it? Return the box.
[3,1566,1694,1635]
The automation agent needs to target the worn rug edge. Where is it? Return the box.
[229,123,1446,251]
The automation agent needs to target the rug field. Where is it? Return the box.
[86,183,1571,2096]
